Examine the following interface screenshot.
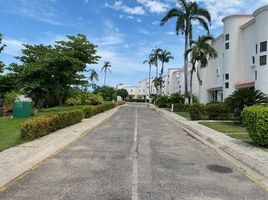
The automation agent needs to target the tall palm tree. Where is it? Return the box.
[160,0,211,102]
[159,50,173,95]
[88,68,98,89]
[150,47,163,78]
[143,55,154,97]
[153,77,164,95]
[185,35,217,104]
[102,61,111,86]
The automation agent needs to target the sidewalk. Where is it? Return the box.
[149,104,268,189]
[0,105,123,190]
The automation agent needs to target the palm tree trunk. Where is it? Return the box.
[104,71,107,86]
[160,61,164,96]
[155,61,158,78]
[190,65,194,105]
[149,64,151,97]
[184,31,189,103]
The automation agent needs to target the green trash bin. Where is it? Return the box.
[13,101,33,118]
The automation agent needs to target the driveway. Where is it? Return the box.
[0,104,267,199]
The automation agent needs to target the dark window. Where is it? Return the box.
[252,56,255,64]
[260,55,267,66]
[225,42,229,50]
[225,34,229,41]
[225,82,229,89]
[225,73,229,80]
[260,41,267,52]
[256,44,258,54]
[255,71,258,80]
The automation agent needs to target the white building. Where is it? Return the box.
[199,5,268,104]
[116,84,138,99]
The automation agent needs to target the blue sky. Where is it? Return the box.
[0,0,268,87]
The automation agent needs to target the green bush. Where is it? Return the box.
[188,103,207,120]
[83,102,116,118]
[173,103,188,112]
[170,92,185,104]
[242,106,268,146]
[205,102,229,120]
[126,99,146,103]
[155,96,170,108]
[66,93,103,106]
[21,109,84,140]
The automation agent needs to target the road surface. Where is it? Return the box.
[1,104,267,199]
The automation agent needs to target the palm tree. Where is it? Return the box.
[160,0,211,102]
[150,47,163,78]
[88,69,98,89]
[159,50,173,95]
[143,55,154,97]
[153,77,164,95]
[102,61,111,86]
[185,35,217,104]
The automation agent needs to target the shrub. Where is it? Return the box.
[173,103,188,112]
[170,92,185,104]
[83,102,116,118]
[126,99,146,103]
[155,96,170,108]
[188,103,207,120]
[242,105,268,146]
[21,109,84,140]
[205,102,229,120]
[225,88,268,121]
[66,93,103,106]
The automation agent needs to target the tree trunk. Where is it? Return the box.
[189,65,194,105]
[155,61,158,78]
[104,71,107,86]
[159,62,164,96]
[149,64,151,97]
[36,98,45,112]
[184,31,189,103]
[58,96,63,106]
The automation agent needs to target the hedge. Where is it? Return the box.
[21,102,117,140]
[205,102,229,120]
[188,103,207,120]
[126,99,147,103]
[83,102,116,118]
[21,110,84,140]
[155,96,170,108]
[242,105,268,146]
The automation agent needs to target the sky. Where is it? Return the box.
[0,0,268,87]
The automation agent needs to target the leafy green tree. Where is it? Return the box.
[185,35,217,104]
[161,0,211,101]
[150,48,162,78]
[153,77,164,95]
[0,33,6,73]
[88,69,99,90]
[225,88,268,121]
[117,88,128,100]
[102,61,111,86]
[94,85,116,101]
[170,92,185,104]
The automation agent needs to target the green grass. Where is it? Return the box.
[176,112,190,119]
[0,105,90,152]
[199,122,251,142]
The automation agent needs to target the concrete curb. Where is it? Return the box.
[0,105,124,190]
[149,104,268,190]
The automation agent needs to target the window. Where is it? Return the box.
[225,34,229,41]
[256,44,258,54]
[260,41,267,52]
[216,68,219,76]
[225,82,229,89]
[255,71,258,80]
[225,73,229,80]
[225,42,229,50]
[260,55,267,66]
[252,56,255,64]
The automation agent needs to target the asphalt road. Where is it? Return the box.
[1,104,267,200]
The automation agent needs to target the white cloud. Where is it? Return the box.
[137,0,169,14]
[2,38,24,56]
[105,1,145,15]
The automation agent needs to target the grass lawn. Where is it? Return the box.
[176,112,191,119]
[199,122,251,142]
[0,105,89,152]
